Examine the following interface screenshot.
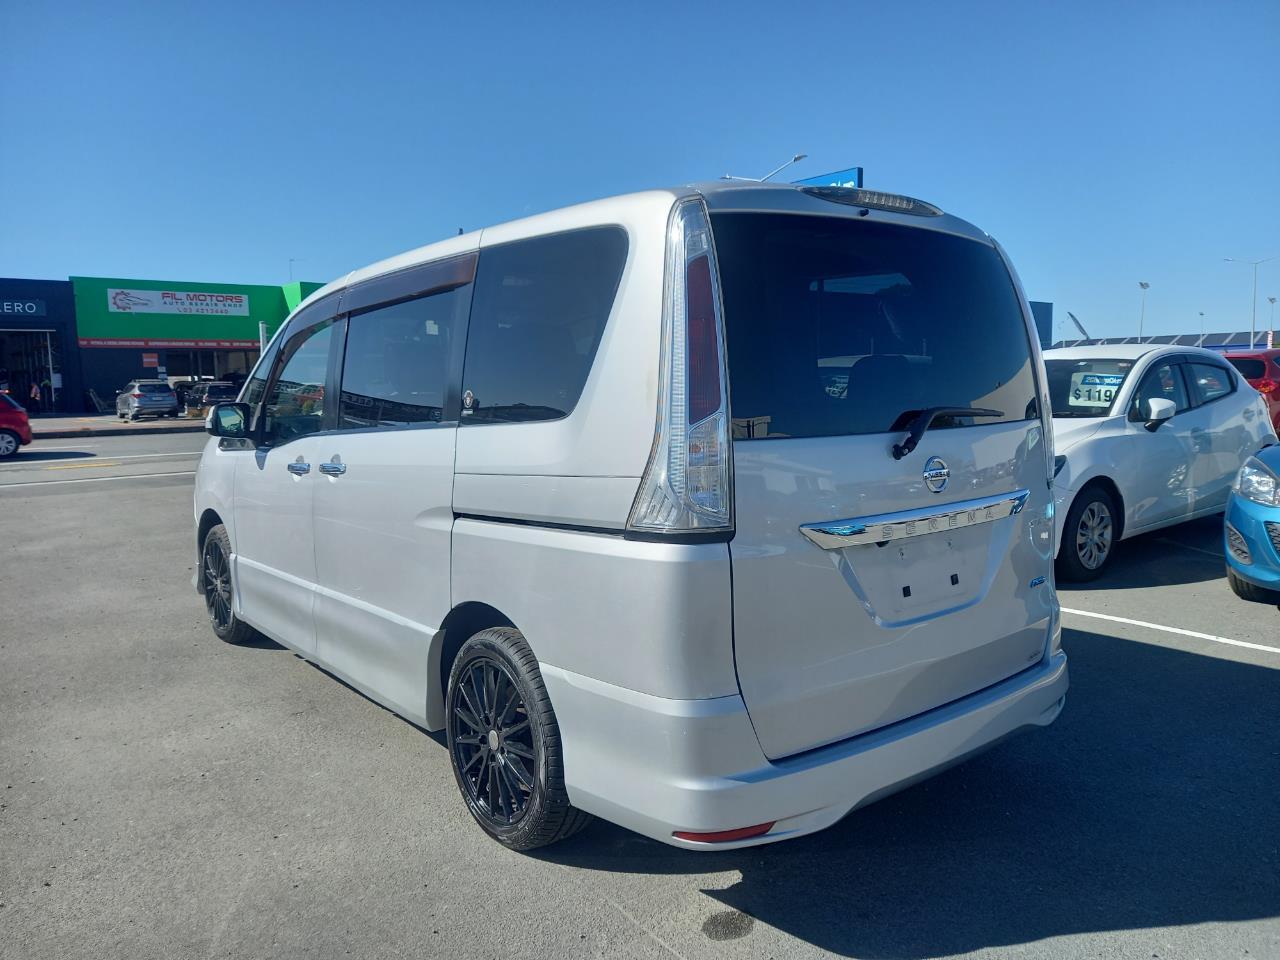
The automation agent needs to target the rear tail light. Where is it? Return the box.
[627,198,733,537]
[1256,379,1277,395]
[131,393,144,399]
[673,821,775,843]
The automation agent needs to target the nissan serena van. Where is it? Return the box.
[194,182,1068,850]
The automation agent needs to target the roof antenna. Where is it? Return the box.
[723,153,807,183]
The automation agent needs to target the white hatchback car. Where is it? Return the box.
[194,182,1068,850]
[1045,344,1277,580]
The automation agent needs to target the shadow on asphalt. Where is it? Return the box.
[8,450,97,463]
[538,627,1280,958]
[1065,514,1225,591]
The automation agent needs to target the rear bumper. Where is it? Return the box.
[544,649,1068,850]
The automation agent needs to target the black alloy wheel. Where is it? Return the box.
[203,534,233,633]
[445,628,590,850]
[200,523,258,645]
[450,655,536,825]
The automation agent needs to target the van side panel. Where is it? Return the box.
[450,518,737,700]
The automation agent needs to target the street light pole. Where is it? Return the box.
[1198,311,1206,345]
[1224,256,1276,348]
[1138,282,1150,340]
[1269,296,1277,346]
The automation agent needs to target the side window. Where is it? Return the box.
[1186,362,1235,405]
[338,286,465,430]
[1130,362,1190,419]
[461,226,628,424]
[242,335,283,407]
[262,321,334,445]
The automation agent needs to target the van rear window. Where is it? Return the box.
[711,214,1038,440]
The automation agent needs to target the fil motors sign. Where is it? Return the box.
[107,288,251,317]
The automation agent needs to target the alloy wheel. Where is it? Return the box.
[0,433,16,456]
[1076,501,1113,570]
[203,538,233,631]
[450,657,535,826]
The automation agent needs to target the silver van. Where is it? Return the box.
[194,182,1067,850]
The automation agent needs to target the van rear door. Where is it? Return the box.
[714,211,1055,760]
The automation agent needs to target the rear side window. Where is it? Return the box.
[338,286,466,430]
[461,226,628,424]
[1186,362,1235,404]
[1227,357,1266,380]
[711,214,1037,440]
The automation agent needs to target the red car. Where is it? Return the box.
[1224,348,1280,433]
[0,393,33,458]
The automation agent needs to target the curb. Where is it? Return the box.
[34,424,206,440]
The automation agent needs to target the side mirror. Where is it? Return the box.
[206,402,252,439]
[1144,397,1176,430]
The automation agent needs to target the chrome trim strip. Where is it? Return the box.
[799,489,1030,550]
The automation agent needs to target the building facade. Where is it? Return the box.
[0,278,85,414]
[70,277,322,410]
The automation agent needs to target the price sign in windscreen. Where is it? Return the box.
[1068,372,1125,409]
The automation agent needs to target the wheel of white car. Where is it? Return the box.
[1057,486,1118,582]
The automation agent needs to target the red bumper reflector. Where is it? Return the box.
[672,822,775,843]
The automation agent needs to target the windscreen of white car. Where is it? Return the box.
[1045,358,1136,418]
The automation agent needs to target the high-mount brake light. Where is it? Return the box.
[801,186,943,217]
[627,198,733,537]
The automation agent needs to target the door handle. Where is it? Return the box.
[287,456,311,476]
[319,457,346,476]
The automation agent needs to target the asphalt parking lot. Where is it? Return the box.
[2,433,1277,960]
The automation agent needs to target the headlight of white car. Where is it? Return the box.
[1234,456,1280,507]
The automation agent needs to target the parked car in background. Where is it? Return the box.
[185,381,238,418]
[1223,347,1280,433]
[0,392,32,458]
[116,380,179,420]
[1224,442,1280,605]
[194,181,1068,852]
[1045,344,1278,580]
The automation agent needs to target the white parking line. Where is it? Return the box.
[1062,607,1280,655]
[0,471,196,488]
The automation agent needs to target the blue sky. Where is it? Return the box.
[2,1,1277,342]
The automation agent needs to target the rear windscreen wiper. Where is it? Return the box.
[891,406,1004,460]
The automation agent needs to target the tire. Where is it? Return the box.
[0,429,20,459]
[200,524,259,645]
[1057,486,1119,582]
[446,627,590,851]
[128,411,139,422]
[1227,568,1280,604]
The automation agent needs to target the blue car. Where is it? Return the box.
[1225,443,1280,605]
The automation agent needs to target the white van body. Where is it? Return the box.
[193,182,1068,849]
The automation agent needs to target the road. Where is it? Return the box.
[1,433,1277,960]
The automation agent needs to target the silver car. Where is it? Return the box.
[116,380,179,420]
[193,182,1067,851]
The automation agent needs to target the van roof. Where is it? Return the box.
[293,182,988,316]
